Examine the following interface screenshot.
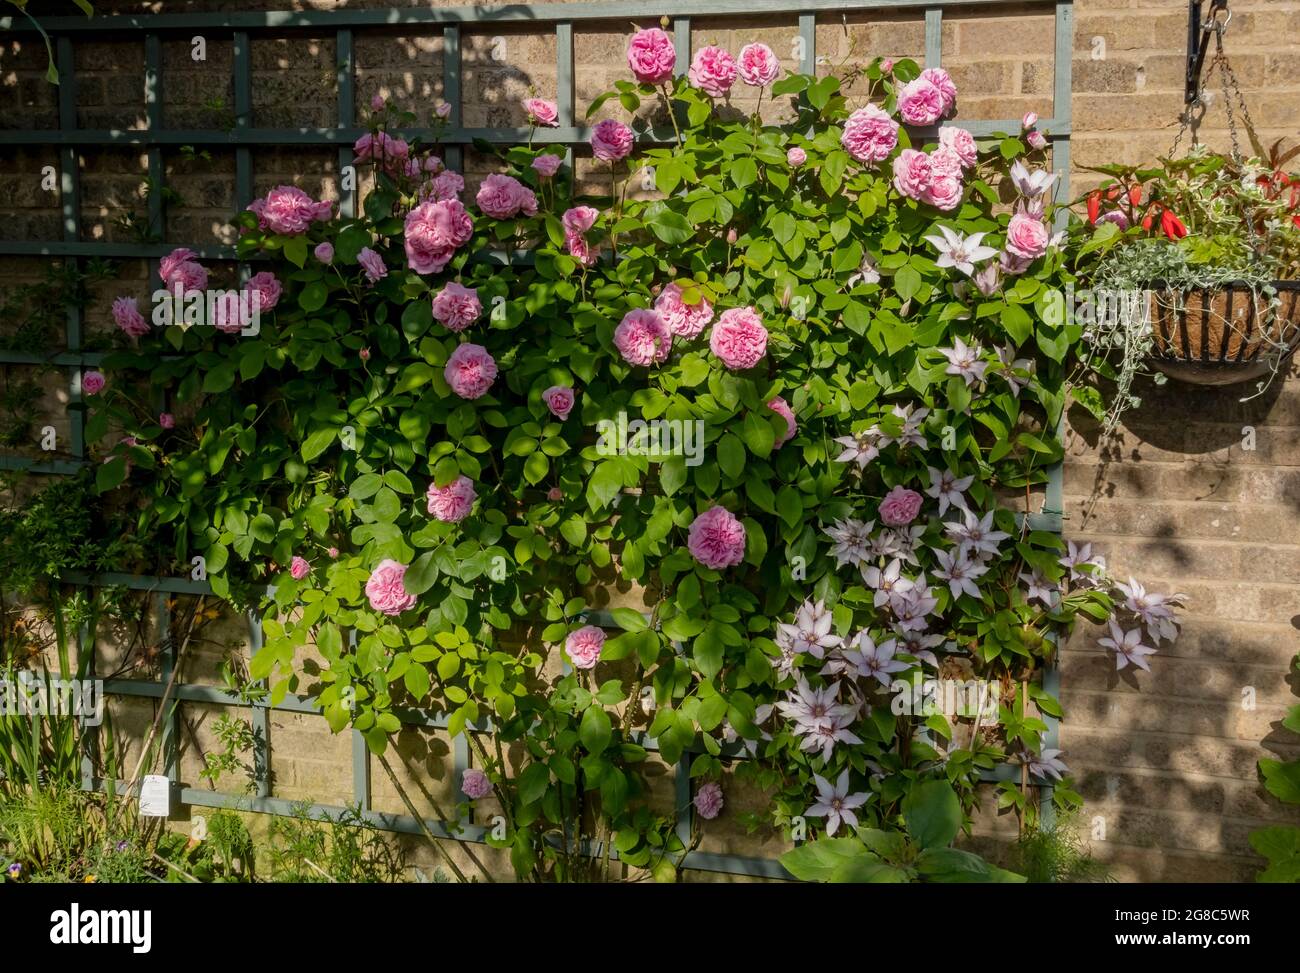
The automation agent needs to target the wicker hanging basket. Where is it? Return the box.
[1147,281,1300,385]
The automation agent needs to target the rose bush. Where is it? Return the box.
[88,43,1181,882]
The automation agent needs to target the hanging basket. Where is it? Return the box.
[1146,280,1300,385]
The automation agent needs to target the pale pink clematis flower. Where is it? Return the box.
[862,558,914,608]
[944,509,1009,561]
[839,631,908,688]
[924,225,998,277]
[824,518,876,569]
[775,599,842,660]
[890,581,939,632]
[1019,748,1069,781]
[833,429,880,469]
[932,548,988,600]
[925,466,974,516]
[995,344,1035,396]
[1098,619,1157,672]
[805,770,869,836]
[1114,577,1185,643]
[1019,570,1058,607]
[1009,159,1058,199]
[1059,540,1105,583]
[939,336,989,387]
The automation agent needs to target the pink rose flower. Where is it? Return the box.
[370,93,386,111]
[82,370,105,395]
[923,174,964,211]
[879,486,924,526]
[365,558,417,616]
[767,396,797,448]
[892,148,932,200]
[290,556,310,580]
[562,206,599,235]
[787,146,807,167]
[841,104,899,163]
[112,296,150,338]
[542,385,575,420]
[314,241,335,263]
[654,282,714,338]
[694,781,724,820]
[160,247,208,294]
[897,78,944,126]
[426,475,476,523]
[426,170,465,202]
[566,625,606,670]
[432,282,482,332]
[687,506,746,569]
[627,27,676,84]
[211,291,250,334]
[328,546,340,558]
[929,146,963,179]
[532,154,563,178]
[938,126,977,169]
[1022,111,1038,129]
[565,230,597,267]
[547,487,563,502]
[244,271,281,314]
[591,119,634,163]
[1027,130,1047,151]
[353,131,409,167]
[709,306,767,370]
[404,198,473,275]
[476,173,538,220]
[614,308,672,366]
[738,42,780,87]
[435,102,452,119]
[461,768,493,800]
[158,412,175,430]
[358,247,387,284]
[1005,212,1050,260]
[688,45,737,99]
[920,67,958,116]
[444,343,498,400]
[247,185,334,235]
[524,98,558,127]
[881,58,895,74]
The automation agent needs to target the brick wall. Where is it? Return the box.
[2,0,1298,881]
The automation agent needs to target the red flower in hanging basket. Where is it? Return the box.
[1160,209,1188,240]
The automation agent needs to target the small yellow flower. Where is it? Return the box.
[83,874,97,883]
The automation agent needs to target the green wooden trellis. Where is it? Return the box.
[1,0,1071,879]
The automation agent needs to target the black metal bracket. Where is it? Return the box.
[1186,0,1230,105]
